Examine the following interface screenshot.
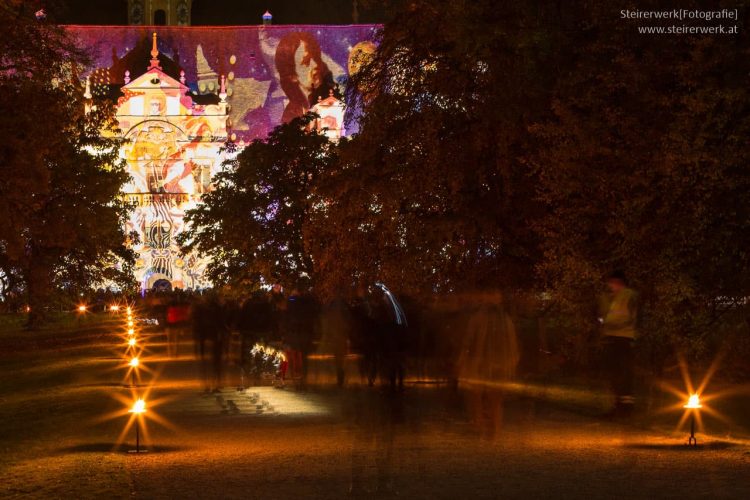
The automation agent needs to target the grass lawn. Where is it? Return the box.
[0,313,132,498]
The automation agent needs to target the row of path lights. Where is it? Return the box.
[120,305,148,453]
[75,301,153,454]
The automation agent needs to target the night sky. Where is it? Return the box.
[55,0,388,25]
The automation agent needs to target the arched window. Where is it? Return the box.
[153,9,166,26]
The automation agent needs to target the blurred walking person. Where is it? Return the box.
[285,286,318,387]
[457,290,519,440]
[375,283,408,391]
[351,285,379,386]
[165,293,190,358]
[320,295,352,387]
[192,294,213,392]
[192,291,229,392]
[599,270,638,418]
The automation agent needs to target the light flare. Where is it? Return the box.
[684,394,702,409]
[129,398,146,414]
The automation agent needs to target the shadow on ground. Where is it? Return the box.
[624,441,736,451]
[57,443,188,454]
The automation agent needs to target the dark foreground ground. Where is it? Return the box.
[1,314,749,499]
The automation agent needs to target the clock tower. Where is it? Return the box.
[128,0,191,26]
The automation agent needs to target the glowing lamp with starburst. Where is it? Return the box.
[684,394,702,409]
[129,398,146,414]
[684,393,702,446]
[127,398,147,453]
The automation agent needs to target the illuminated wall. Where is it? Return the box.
[68,26,377,290]
[68,25,377,141]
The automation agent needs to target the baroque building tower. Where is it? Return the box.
[128,0,191,26]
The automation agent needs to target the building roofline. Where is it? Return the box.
[62,24,381,29]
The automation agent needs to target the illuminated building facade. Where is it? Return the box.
[115,34,227,290]
[69,23,376,290]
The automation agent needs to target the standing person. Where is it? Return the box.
[599,270,638,418]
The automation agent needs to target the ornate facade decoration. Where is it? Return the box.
[310,90,346,141]
[116,34,227,290]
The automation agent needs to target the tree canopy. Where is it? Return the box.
[0,2,133,324]
[180,0,750,360]
[529,2,750,353]
[307,0,568,298]
[180,114,335,291]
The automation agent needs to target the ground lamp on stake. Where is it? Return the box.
[684,394,702,446]
[128,398,147,453]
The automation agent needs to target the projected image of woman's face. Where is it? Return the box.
[294,41,312,93]
[294,41,321,95]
